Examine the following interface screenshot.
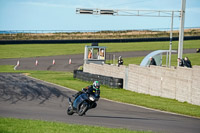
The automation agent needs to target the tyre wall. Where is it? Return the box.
[83,63,126,88]
[73,70,123,88]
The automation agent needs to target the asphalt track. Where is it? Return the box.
[0,73,200,133]
[0,49,196,72]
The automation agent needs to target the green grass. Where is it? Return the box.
[1,65,200,118]
[0,40,200,59]
[103,40,200,53]
[120,53,200,66]
[106,56,143,65]
[0,43,87,59]
[123,56,144,65]
[0,117,150,133]
[162,53,200,66]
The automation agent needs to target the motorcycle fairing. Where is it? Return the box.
[73,93,88,110]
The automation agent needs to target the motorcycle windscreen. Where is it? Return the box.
[73,93,88,109]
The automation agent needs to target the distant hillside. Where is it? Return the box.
[0,28,200,40]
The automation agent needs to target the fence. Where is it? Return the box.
[83,63,200,106]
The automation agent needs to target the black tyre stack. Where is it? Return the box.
[73,70,123,88]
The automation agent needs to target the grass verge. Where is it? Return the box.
[0,40,199,59]
[0,117,151,133]
[0,65,200,118]
[120,53,200,66]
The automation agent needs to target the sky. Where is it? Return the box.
[0,0,199,31]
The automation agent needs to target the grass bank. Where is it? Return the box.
[1,65,200,118]
[0,117,150,133]
[0,40,199,59]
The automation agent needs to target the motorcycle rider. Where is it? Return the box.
[118,56,124,67]
[71,81,100,105]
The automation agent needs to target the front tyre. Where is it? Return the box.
[67,106,74,115]
[78,102,88,116]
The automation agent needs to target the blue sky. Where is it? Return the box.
[0,0,199,31]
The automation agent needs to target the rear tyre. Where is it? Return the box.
[78,102,88,116]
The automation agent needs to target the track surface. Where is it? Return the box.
[0,49,196,72]
[0,73,200,133]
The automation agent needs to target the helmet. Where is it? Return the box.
[93,81,100,90]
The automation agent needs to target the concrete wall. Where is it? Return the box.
[83,63,200,106]
[127,64,200,105]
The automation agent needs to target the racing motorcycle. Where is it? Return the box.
[67,92,99,116]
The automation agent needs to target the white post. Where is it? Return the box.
[169,11,174,67]
[166,52,168,67]
[178,0,186,66]
[84,46,88,64]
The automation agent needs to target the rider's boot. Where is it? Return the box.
[68,98,73,106]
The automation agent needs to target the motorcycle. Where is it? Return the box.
[67,92,99,116]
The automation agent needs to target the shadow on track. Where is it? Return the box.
[0,73,69,104]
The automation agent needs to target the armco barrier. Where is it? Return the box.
[73,70,123,88]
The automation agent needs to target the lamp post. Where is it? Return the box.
[169,11,174,67]
[178,0,186,65]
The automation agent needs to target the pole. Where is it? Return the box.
[169,11,174,67]
[178,0,186,66]
[166,52,168,67]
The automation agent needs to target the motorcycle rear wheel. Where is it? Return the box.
[78,102,88,116]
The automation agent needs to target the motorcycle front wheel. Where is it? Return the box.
[78,101,88,116]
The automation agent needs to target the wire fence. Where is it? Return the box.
[0,27,199,40]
